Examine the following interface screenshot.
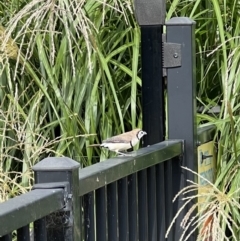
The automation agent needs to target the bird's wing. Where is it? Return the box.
[103,133,132,143]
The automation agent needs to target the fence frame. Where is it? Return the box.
[0,140,185,241]
[0,123,216,241]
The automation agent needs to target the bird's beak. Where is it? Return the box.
[143,131,147,135]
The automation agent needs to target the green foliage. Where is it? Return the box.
[166,166,240,241]
[0,0,141,199]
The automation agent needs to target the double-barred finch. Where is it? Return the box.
[88,128,147,156]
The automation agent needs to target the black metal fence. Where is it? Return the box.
[0,141,183,241]
[0,124,215,241]
[0,1,216,241]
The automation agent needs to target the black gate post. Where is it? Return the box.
[135,0,166,144]
[134,1,166,241]
[32,157,81,241]
[166,17,197,241]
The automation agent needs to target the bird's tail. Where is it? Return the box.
[87,144,101,148]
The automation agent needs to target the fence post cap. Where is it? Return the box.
[166,17,196,26]
[32,157,80,171]
[134,0,165,26]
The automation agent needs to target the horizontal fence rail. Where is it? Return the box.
[0,188,65,237]
[197,125,215,144]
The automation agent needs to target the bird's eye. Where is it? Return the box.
[138,131,144,138]
[137,130,146,140]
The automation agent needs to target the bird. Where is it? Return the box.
[88,129,147,156]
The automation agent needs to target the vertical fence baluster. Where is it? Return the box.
[128,173,138,241]
[34,218,47,241]
[107,182,118,241]
[118,177,129,241]
[84,192,95,241]
[79,196,83,241]
[96,187,107,241]
[164,160,173,241]
[137,170,148,241]
[17,225,30,241]
[156,163,166,241]
[0,234,11,241]
[147,166,157,240]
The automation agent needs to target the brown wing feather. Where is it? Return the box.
[103,129,141,143]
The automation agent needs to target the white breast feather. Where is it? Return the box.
[131,136,140,147]
[100,142,131,151]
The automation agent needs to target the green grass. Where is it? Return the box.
[0,0,141,199]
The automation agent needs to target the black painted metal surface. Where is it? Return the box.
[135,5,169,241]
[0,189,64,236]
[96,187,107,241]
[138,169,148,241]
[79,142,184,241]
[147,166,157,241]
[156,163,166,240]
[17,225,30,241]
[33,157,81,241]
[0,234,11,241]
[128,174,138,241]
[84,192,95,241]
[166,17,197,241]
[118,177,129,241]
[141,26,165,145]
[107,182,118,241]
[197,124,215,144]
[34,218,47,241]
[134,0,166,26]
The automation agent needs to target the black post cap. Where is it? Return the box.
[134,0,166,26]
[32,157,80,171]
